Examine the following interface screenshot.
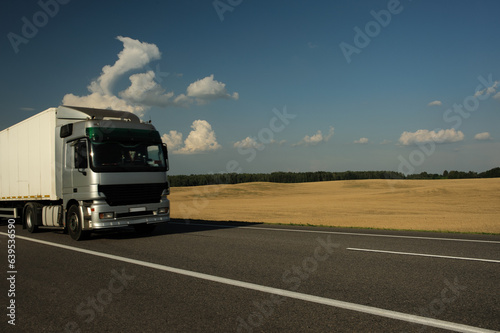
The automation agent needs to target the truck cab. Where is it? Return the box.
[56,106,170,240]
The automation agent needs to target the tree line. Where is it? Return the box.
[168,167,500,187]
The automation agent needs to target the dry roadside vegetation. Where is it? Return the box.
[169,178,500,234]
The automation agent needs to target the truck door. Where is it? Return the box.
[62,139,90,199]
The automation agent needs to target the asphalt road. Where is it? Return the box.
[0,219,499,332]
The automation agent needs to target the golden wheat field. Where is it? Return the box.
[169,178,500,234]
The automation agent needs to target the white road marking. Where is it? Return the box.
[1,232,496,333]
[171,221,500,244]
[347,248,500,264]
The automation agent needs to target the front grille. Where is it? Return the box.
[98,183,167,206]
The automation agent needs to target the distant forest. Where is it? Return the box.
[169,167,500,187]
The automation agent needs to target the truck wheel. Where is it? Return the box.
[24,202,41,233]
[67,205,90,241]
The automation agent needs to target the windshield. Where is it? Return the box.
[87,127,167,172]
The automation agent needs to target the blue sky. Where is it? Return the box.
[1,0,499,175]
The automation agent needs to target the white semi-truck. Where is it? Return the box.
[0,106,170,240]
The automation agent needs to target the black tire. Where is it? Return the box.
[67,205,90,241]
[24,202,41,233]
[134,224,156,235]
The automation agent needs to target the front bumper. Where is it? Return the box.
[84,199,170,230]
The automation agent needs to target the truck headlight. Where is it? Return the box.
[99,212,115,219]
[158,207,169,214]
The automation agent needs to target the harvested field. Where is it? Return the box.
[169,178,500,234]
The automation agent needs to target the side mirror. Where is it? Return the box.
[162,144,169,171]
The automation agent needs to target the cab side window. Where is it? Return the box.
[74,139,88,169]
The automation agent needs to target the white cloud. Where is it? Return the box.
[119,71,176,107]
[186,74,239,104]
[304,130,324,144]
[62,36,161,115]
[474,132,492,141]
[172,120,221,155]
[474,80,498,98]
[234,137,264,150]
[161,130,183,150]
[62,36,238,117]
[354,137,369,144]
[427,100,442,107]
[294,126,334,146]
[398,128,464,146]
[494,92,500,100]
[91,36,161,96]
[62,92,145,114]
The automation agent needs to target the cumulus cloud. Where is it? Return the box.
[161,130,183,150]
[234,137,264,150]
[474,132,492,141]
[186,74,239,104]
[119,71,176,107]
[91,36,161,96]
[305,131,326,144]
[293,126,334,147]
[427,100,442,107]
[62,92,146,114]
[398,128,464,146]
[62,36,238,117]
[354,137,369,144]
[62,36,161,115]
[494,92,500,100]
[163,120,221,155]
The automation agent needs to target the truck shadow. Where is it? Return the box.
[89,218,263,240]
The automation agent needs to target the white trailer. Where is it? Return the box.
[0,108,57,205]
